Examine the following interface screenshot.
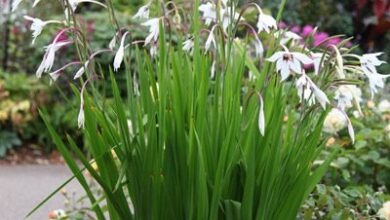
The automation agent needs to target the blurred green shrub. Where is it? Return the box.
[299,101,390,218]
[0,71,80,155]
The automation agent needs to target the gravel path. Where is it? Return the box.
[0,165,83,220]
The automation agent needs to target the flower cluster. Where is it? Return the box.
[17,0,388,143]
[278,23,352,48]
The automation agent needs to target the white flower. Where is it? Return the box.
[359,52,389,97]
[33,0,41,7]
[36,41,73,78]
[150,44,158,57]
[108,34,117,50]
[113,32,129,72]
[142,18,160,46]
[258,94,265,136]
[205,28,216,53]
[347,116,355,143]
[64,0,106,16]
[183,38,194,54]
[69,0,79,11]
[267,50,313,81]
[49,71,62,82]
[378,100,390,113]
[210,60,216,79]
[24,16,47,44]
[24,16,61,44]
[323,108,348,134]
[254,35,264,58]
[332,45,345,78]
[360,52,386,74]
[12,0,23,11]
[78,93,85,129]
[74,61,89,79]
[275,31,302,45]
[257,12,277,33]
[365,72,390,97]
[378,201,390,220]
[295,75,316,106]
[132,4,149,20]
[295,74,330,109]
[220,5,241,32]
[199,2,217,26]
[334,85,362,110]
[127,119,135,139]
[312,53,325,75]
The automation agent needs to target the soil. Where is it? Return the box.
[0,144,64,165]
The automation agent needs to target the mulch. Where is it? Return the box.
[0,144,64,165]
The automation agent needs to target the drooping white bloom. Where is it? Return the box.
[36,41,73,78]
[267,50,313,81]
[150,44,158,57]
[347,118,355,143]
[365,72,390,97]
[113,32,129,72]
[275,30,302,45]
[323,108,348,134]
[49,70,62,82]
[324,108,355,143]
[360,52,386,75]
[210,60,216,79]
[78,96,85,129]
[132,4,149,20]
[205,28,216,53]
[74,61,89,79]
[284,31,302,41]
[69,0,79,11]
[12,0,23,11]
[295,74,330,109]
[24,16,52,44]
[142,18,160,46]
[254,35,264,58]
[257,12,277,33]
[220,5,241,32]
[64,0,106,17]
[108,34,117,50]
[199,1,240,31]
[310,82,330,109]
[378,201,390,220]
[334,85,362,110]
[295,75,316,106]
[359,52,389,97]
[258,94,265,136]
[312,52,325,75]
[33,0,41,7]
[199,2,217,26]
[127,119,135,139]
[183,38,194,54]
[332,45,345,78]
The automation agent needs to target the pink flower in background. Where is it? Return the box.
[278,21,351,48]
[55,31,69,42]
[87,21,95,33]
[290,25,301,34]
[328,37,342,46]
[313,32,329,46]
[302,25,314,37]
[278,21,287,29]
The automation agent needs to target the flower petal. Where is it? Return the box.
[258,94,265,136]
